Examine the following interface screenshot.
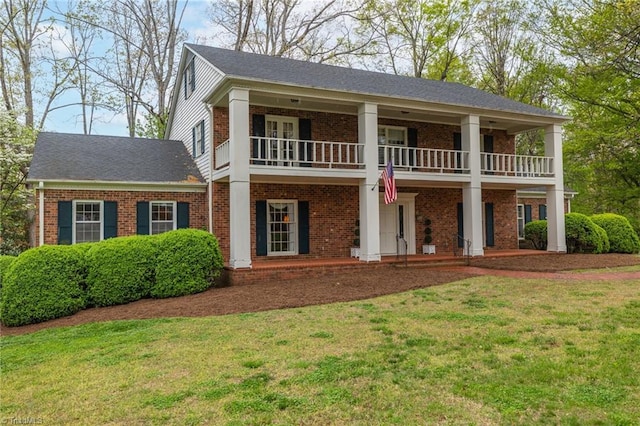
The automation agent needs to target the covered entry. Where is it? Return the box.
[379,193,417,255]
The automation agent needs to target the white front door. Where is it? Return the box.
[379,203,398,255]
[378,193,417,256]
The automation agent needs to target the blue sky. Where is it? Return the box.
[43,0,215,136]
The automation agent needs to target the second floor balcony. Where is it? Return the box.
[214,137,555,183]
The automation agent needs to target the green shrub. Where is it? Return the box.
[0,255,17,290]
[0,246,87,327]
[524,220,548,250]
[591,213,640,254]
[85,235,159,307]
[152,229,224,299]
[564,213,608,254]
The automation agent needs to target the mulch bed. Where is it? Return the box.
[2,253,638,336]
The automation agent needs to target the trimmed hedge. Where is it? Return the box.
[85,235,159,307]
[524,220,548,250]
[591,213,640,254]
[0,246,87,327]
[152,229,224,298]
[565,213,609,254]
[0,255,17,290]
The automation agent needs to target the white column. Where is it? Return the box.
[545,123,567,253]
[38,181,44,247]
[461,115,484,256]
[358,102,381,262]
[228,88,252,268]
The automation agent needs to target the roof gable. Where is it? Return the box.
[28,132,204,184]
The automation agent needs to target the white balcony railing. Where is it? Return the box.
[215,138,555,179]
[379,145,470,173]
[215,139,230,169]
[251,137,364,168]
[481,153,554,177]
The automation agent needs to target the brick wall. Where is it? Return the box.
[517,197,571,220]
[35,188,207,245]
[213,182,519,263]
[212,106,515,152]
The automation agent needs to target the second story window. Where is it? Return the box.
[183,58,195,99]
[192,120,205,157]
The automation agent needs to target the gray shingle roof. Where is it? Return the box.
[187,43,566,120]
[28,132,204,184]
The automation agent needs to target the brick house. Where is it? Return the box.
[28,43,570,269]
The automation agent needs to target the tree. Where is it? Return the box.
[61,0,187,137]
[208,0,365,63]
[356,0,478,80]
[538,0,640,230]
[0,110,34,254]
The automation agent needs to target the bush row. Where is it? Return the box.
[525,212,640,254]
[0,229,224,327]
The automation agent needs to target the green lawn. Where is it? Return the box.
[2,275,640,425]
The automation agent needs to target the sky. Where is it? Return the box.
[42,0,216,137]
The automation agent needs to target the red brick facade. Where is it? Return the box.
[35,188,207,245]
[211,182,519,263]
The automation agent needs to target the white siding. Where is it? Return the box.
[168,54,224,180]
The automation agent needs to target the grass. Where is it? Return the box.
[2,275,640,425]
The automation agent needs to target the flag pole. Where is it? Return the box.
[371,169,384,191]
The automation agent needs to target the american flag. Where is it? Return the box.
[381,161,397,204]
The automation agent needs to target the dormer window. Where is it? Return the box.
[183,57,195,99]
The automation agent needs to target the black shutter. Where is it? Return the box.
[485,203,494,247]
[192,126,197,157]
[104,201,118,239]
[177,202,190,229]
[408,128,418,167]
[453,132,462,173]
[183,71,188,100]
[252,114,266,165]
[137,202,150,235]
[298,201,310,254]
[58,201,73,245]
[299,118,312,167]
[539,204,547,221]
[524,205,532,224]
[457,202,464,248]
[256,200,267,256]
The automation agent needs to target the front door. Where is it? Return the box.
[379,194,416,256]
[379,202,398,255]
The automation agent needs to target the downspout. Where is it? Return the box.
[208,104,214,234]
[38,181,44,246]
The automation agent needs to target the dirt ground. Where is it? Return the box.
[2,253,638,336]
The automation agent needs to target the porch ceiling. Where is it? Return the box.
[214,84,558,134]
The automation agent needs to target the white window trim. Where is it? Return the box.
[378,125,408,146]
[149,201,177,235]
[184,58,195,99]
[193,120,205,157]
[265,115,299,138]
[517,204,525,240]
[267,199,298,256]
[72,200,104,244]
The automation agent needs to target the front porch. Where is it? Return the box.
[221,249,549,286]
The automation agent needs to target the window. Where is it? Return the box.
[150,201,176,235]
[192,120,205,157]
[378,125,407,165]
[183,58,195,99]
[267,201,297,255]
[517,204,525,240]
[74,201,103,243]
